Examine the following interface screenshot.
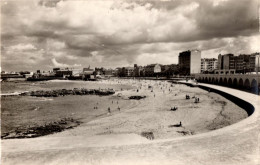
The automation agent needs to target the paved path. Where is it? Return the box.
[2,82,260,165]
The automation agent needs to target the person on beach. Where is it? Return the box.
[108,107,111,113]
[180,121,182,127]
[118,106,120,111]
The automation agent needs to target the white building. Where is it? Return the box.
[190,50,201,74]
[201,58,218,73]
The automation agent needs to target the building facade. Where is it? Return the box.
[201,58,218,73]
[133,65,144,77]
[144,64,161,76]
[179,50,201,75]
[123,67,134,77]
[218,54,234,70]
[249,53,260,72]
[218,53,260,74]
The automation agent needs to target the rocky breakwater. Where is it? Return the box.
[1,118,82,139]
[128,96,146,100]
[20,88,115,97]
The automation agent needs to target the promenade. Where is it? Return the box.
[1,82,259,165]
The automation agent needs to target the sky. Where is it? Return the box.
[1,0,260,71]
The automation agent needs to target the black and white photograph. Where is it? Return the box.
[1,0,260,164]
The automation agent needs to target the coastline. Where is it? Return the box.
[1,80,259,165]
[1,79,248,140]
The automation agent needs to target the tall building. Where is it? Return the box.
[201,58,218,73]
[178,50,201,75]
[218,54,234,70]
[218,53,260,73]
[249,53,260,72]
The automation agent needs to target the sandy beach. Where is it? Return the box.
[36,79,248,141]
[2,79,256,165]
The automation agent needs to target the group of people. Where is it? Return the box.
[186,94,200,103]
[94,102,99,109]
[171,106,178,111]
[107,104,121,114]
[93,101,120,113]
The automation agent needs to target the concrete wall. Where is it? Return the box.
[195,74,260,94]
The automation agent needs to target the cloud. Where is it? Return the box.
[1,0,259,71]
[8,44,37,51]
[51,58,81,68]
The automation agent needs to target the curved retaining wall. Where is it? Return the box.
[177,81,255,116]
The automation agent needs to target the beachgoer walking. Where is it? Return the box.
[108,107,111,113]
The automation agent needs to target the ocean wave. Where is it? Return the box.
[31,98,54,101]
[0,91,29,96]
[0,92,21,96]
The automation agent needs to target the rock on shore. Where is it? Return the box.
[1,118,81,139]
[128,96,146,100]
[20,88,115,97]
